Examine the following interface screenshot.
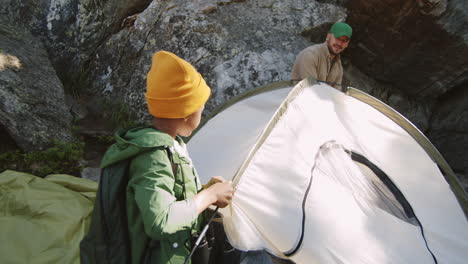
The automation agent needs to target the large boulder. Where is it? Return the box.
[0,24,72,151]
[84,0,348,120]
[427,83,468,181]
[0,0,152,78]
[346,0,467,98]
[342,63,433,131]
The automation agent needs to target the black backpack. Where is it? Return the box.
[80,147,176,264]
[80,158,133,264]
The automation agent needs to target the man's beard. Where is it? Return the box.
[327,43,342,56]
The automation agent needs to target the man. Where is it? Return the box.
[291,22,352,90]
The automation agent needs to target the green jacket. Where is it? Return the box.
[101,126,203,264]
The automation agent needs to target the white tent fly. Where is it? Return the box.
[188,78,468,264]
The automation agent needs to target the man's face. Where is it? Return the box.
[326,33,350,56]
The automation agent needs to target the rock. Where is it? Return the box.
[427,83,468,177]
[459,175,468,194]
[81,167,101,182]
[417,0,447,16]
[84,0,348,120]
[65,95,89,122]
[0,0,153,79]
[387,93,432,132]
[0,23,72,151]
[316,0,350,6]
[346,0,467,99]
[343,62,433,132]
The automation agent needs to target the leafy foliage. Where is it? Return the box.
[104,102,139,131]
[96,135,115,144]
[0,140,85,177]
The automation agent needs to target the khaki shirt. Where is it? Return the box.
[291,42,343,88]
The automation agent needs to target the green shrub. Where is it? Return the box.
[104,102,139,131]
[96,135,115,144]
[0,140,85,177]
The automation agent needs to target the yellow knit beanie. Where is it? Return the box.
[146,51,211,118]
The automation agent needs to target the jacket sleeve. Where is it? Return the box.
[128,149,198,240]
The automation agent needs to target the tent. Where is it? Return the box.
[0,171,97,264]
[188,78,468,264]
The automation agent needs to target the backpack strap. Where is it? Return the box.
[166,147,178,177]
[166,147,187,199]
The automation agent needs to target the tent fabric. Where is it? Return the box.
[346,88,468,216]
[188,78,468,264]
[0,170,97,264]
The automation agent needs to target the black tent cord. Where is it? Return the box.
[349,151,438,264]
[283,150,438,264]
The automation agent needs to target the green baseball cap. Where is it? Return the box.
[329,22,352,39]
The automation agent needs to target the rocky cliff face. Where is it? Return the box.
[347,0,466,98]
[0,23,72,151]
[427,84,468,179]
[84,0,347,120]
[0,0,152,78]
[0,0,466,187]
